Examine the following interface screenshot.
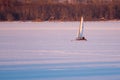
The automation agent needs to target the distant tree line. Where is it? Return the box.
[0,0,120,21]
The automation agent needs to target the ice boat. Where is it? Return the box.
[76,16,87,41]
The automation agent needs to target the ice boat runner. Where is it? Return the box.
[76,16,87,40]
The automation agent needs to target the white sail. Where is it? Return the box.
[78,16,84,38]
[76,16,86,40]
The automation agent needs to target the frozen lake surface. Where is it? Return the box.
[0,21,120,80]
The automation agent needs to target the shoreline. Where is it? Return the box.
[0,19,120,23]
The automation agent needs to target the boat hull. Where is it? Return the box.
[76,37,87,41]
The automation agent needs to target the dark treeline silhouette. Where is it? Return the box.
[0,0,120,21]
